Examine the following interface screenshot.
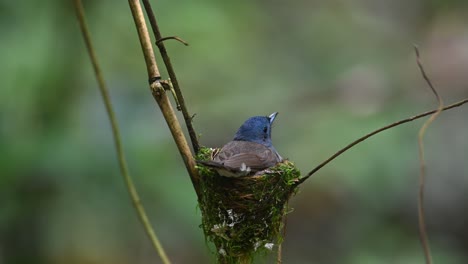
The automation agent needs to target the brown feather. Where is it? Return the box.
[214,141,281,171]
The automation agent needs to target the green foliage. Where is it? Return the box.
[196,147,301,263]
[2,1,468,263]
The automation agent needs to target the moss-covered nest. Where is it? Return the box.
[196,147,301,263]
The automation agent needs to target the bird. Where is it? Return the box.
[198,112,283,177]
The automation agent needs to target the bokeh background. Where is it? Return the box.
[1,0,467,263]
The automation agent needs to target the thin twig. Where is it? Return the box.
[127,0,201,197]
[73,1,171,264]
[414,45,443,264]
[156,36,190,46]
[142,0,201,153]
[294,97,468,187]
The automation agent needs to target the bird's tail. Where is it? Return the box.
[196,160,225,168]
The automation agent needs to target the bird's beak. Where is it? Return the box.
[268,112,278,124]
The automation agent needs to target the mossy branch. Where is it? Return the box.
[72,1,171,263]
[127,0,201,198]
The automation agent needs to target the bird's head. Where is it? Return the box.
[233,112,278,147]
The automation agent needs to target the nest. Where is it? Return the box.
[196,147,301,263]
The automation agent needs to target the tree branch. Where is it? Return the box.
[73,1,171,263]
[294,97,468,187]
[142,0,201,153]
[127,0,201,197]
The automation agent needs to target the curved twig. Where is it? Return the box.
[294,97,468,187]
[142,0,200,153]
[73,1,171,263]
[414,45,443,264]
[156,36,190,46]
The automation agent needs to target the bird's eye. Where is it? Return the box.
[263,126,268,133]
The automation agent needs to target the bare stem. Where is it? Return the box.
[276,203,289,264]
[295,97,468,187]
[414,45,442,264]
[142,0,201,153]
[277,244,282,264]
[73,1,171,263]
[127,0,201,197]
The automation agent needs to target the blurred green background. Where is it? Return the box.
[1,0,467,263]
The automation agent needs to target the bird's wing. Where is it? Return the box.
[214,141,280,171]
[221,151,279,170]
[196,160,226,169]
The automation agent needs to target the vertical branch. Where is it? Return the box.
[127,0,201,197]
[277,244,282,264]
[142,0,201,153]
[414,45,444,264]
[72,1,171,263]
[276,208,287,264]
[129,0,161,80]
